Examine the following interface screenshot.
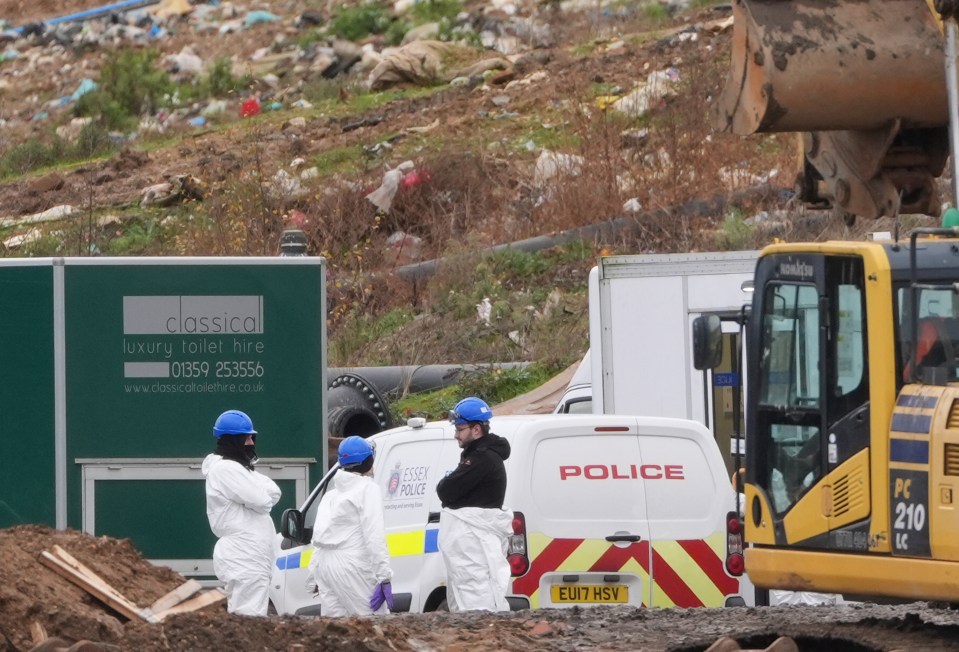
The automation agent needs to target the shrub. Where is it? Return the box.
[75,49,173,130]
[72,122,115,160]
[329,3,392,40]
[384,19,412,46]
[204,57,248,98]
[0,138,66,176]
[411,0,463,22]
[715,210,756,250]
[101,217,170,255]
[458,364,555,405]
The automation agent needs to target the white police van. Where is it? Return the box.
[270,414,749,615]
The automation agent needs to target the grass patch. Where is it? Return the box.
[391,385,461,421]
[16,230,65,256]
[390,363,557,421]
[515,122,579,152]
[643,3,671,23]
[313,145,366,176]
[349,87,437,112]
[301,81,440,117]
[100,216,173,255]
[329,307,416,365]
[0,122,117,178]
[411,0,464,23]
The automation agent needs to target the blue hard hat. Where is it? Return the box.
[449,397,492,425]
[338,436,374,468]
[213,410,257,438]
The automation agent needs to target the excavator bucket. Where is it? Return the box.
[717,0,950,220]
[718,0,947,134]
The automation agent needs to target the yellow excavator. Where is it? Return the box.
[696,232,959,602]
[716,0,954,223]
[697,0,959,602]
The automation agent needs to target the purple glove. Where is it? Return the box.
[369,581,394,611]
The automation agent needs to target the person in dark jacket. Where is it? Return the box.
[435,397,514,612]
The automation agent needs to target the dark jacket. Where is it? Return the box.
[436,432,510,509]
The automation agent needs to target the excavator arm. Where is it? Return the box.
[716,0,950,221]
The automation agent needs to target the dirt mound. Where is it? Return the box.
[0,525,189,650]
[4,526,959,652]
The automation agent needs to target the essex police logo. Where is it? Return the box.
[387,462,401,496]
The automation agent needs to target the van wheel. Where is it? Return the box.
[267,600,278,616]
[435,599,449,612]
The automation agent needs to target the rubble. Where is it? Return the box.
[3,525,959,652]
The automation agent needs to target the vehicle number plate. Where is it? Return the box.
[550,584,628,604]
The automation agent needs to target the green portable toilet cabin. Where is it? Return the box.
[0,257,326,577]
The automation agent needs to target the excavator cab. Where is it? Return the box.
[735,233,959,602]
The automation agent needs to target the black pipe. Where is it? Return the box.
[327,373,392,437]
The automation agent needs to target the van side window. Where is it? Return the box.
[564,398,592,414]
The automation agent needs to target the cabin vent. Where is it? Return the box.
[830,467,866,518]
[946,444,959,477]
[948,400,959,429]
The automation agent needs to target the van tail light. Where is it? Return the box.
[725,511,745,576]
[507,511,529,577]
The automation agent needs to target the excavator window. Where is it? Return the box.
[758,284,820,409]
[757,282,822,513]
[898,288,959,384]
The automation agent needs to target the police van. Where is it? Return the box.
[270,414,749,615]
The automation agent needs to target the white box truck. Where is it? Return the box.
[555,251,758,475]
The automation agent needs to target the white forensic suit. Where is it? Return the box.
[308,469,393,616]
[202,454,281,616]
[438,506,514,612]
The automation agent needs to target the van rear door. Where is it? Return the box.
[509,417,652,608]
[639,422,741,607]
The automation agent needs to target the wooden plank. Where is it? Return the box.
[50,545,131,603]
[154,589,226,621]
[148,579,203,614]
[49,546,158,621]
[38,551,146,622]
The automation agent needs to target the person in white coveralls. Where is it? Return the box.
[436,397,514,612]
[202,409,281,616]
[307,436,394,616]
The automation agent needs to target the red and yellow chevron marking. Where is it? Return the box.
[512,532,738,608]
[651,535,739,607]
